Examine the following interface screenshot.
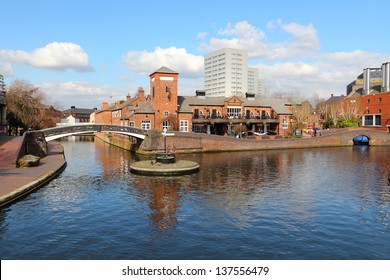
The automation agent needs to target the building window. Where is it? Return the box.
[141,119,151,130]
[282,118,288,129]
[180,120,188,132]
[162,120,170,130]
[379,97,382,103]
[367,99,370,104]
[129,121,135,127]
[164,111,169,117]
[363,115,381,126]
[193,124,204,133]
[227,107,242,118]
[193,109,199,119]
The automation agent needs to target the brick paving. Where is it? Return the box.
[0,136,66,207]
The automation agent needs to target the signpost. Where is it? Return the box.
[162,128,175,153]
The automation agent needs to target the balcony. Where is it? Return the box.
[192,113,279,124]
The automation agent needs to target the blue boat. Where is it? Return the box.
[353,135,370,146]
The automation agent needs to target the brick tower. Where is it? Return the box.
[149,66,179,130]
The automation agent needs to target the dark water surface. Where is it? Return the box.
[1,137,389,259]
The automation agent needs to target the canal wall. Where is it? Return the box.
[94,132,143,152]
[96,128,390,154]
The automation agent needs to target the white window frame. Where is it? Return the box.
[282,118,288,129]
[141,119,151,130]
[362,114,381,126]
[162,120,170,131]
[227,106,242,118]
[180,120,189,132]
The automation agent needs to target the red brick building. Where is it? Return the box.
[351,91,390,131]
[62,106,95,123]
[95,66,294,136]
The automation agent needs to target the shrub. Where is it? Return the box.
[337,119,360,128]
[322,118,334,129]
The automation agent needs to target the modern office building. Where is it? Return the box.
[346,62,390,95]
[248,67,259,95]
[204,48,250,97]
[258,78,269,98]
[345,62,390,131]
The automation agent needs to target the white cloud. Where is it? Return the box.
[253,50,388,98]
[122,46,203,78]
[200,21,268,57]
[200,20,320,60]
[197,32,208,40]
[0,42,92,72]
[0,62,14,76]
[197,20,389,99]
[38,80,123,109]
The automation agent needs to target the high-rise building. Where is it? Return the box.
[204,48,250,97]
[258,78,269,98]
[247,67,259,95]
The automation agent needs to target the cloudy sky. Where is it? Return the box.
[1,0,389,109]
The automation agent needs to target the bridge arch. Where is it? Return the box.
[352,134,370,146]
[40,124,147,142]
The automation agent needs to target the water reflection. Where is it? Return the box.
[1,137,389,259]
[132,177,181,231]
[93,140,390,236]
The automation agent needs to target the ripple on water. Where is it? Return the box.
[0,142,389,259]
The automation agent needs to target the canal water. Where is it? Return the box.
[1,137,389,259]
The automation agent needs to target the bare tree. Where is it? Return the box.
[327,103,342,126]
[340,98,362,122]
[292,100,312,129]
[6,79,56,130]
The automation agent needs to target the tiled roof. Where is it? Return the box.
[134,102,155,114]
[151,66,178,75]
[95,98,138,113]
[62,107,95,114]
[324,95,345,104]
[178,96,292,115]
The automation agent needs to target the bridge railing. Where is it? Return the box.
[100,124,148,136]
[40,124,100,138]
[40,124,148,139]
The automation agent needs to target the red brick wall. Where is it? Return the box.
[95,110,112,124]
[150,71,178,130]
[361,92,390,130]
[138,128,390,154]
[178,113,193,132]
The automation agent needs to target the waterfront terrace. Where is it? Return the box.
[94,66,293,136]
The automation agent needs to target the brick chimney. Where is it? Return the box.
[126,93,131,101]
[102,101,108,110]
[115,101,120,108]
[138,87,145,101]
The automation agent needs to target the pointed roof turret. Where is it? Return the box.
[150,66,178,76]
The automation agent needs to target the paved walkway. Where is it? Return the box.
[0,136,67,207]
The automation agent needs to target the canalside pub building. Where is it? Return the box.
[95,67,293,136]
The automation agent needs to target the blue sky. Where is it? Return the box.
[1,0,389,109]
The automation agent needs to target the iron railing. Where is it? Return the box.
[40,124,147,138]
